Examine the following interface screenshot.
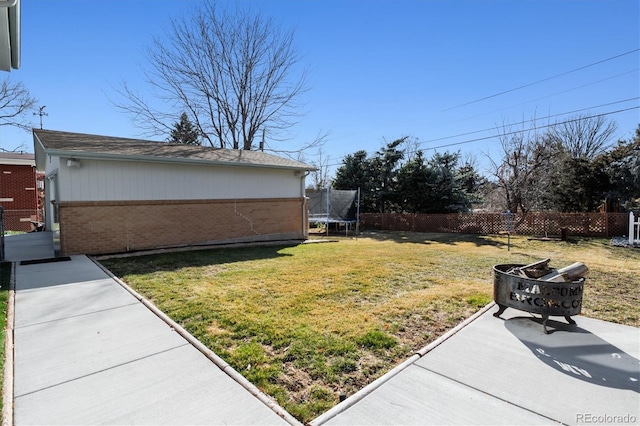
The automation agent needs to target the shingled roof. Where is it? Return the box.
[33,129,314,171]
[0,152,35,166]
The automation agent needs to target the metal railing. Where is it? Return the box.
[0,206,5,261]
[629,212,640,246]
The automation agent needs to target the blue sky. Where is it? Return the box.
[2,0,638,177]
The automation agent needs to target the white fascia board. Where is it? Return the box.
[33,132,48,170]
[0,157,34,166]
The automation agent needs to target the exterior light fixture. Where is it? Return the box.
[66,159,81,168]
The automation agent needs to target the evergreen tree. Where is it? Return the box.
[333,139,406,213]
[333,150,375,211]
[426,152,476,213]
[333,150,369,190]
[395,151,480,213]
[601,124,640,210]
[168,112,201,145]
[335,142,480,214]
[395,150,433,213]
[537,119,632,212]
[369,138,406,213]
[543,155,609,212]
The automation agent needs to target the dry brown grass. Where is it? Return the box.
[99,231,640,422]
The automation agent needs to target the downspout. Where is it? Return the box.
[300,171,311,240]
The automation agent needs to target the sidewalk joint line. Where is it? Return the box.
[13,343,190,399]
[14,301,140,329]
[416,364,569,425]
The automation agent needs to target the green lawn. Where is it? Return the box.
[0,261,11,414]
[99,232,640,423]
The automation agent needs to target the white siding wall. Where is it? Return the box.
[43,156,61,231]
[45,155,60,177]
[56,158,302,201]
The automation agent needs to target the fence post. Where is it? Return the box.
[630,212,635,246]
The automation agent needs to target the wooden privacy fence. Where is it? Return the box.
[360,212,630,238]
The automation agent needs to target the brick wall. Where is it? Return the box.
[0,164,39,231]
[58,198,306,255]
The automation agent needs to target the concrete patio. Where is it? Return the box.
[3,232,639,425]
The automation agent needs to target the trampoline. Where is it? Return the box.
[307,188,360,236]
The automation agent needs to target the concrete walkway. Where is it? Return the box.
[5,233,299,425]
[4,232,640,425]
[312,307,639,425]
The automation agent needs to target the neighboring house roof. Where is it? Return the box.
[0,152,35,166]
[33,129,315,171]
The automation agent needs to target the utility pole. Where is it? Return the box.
[33,105,48,129]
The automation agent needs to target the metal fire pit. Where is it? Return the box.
[493,263,584,333]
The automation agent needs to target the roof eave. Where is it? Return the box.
[0,158,35,166]
[42,148,316,171]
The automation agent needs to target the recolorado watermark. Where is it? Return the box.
[576,413,637,424]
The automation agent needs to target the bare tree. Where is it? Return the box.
[485,120,554,214]
[548,114,617,159]
[305,148,330,190]
[0,78,36,131]
[115,2,309,151]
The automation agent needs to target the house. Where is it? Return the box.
[0,152,41,231]
[33,129,315,256]
[0,0,20,72]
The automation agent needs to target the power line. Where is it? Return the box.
[420,97,639,145]
[424,106,639,151]
[443,48,640,111]
[450,68,639,124]
[322,105,638,168]
[323,67,638,156]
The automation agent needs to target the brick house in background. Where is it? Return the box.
[0,152,42,232]
[33,129,315,256]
